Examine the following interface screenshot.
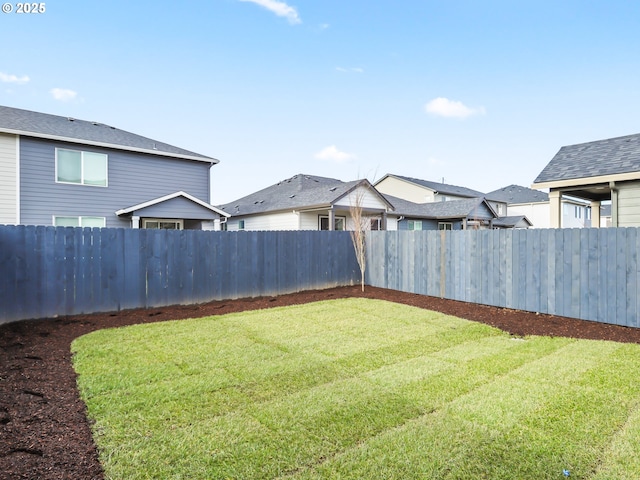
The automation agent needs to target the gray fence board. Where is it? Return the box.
[0,227,359,324]
[366,228,640,328]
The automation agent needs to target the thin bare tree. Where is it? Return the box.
[349,183,370,292]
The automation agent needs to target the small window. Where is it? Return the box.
[238,220,245,230]
[438,222,453,230]
[319,216,346,231]
[407,220,423,231]
[370,218,382,231]
[54,216,106,227]
[143,219,183,230]
[56,148,108,186]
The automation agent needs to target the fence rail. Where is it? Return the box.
[0,226,359,324]
[3,226,640,328]
[366,229,640,328]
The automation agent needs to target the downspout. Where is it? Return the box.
[610,181,618,227]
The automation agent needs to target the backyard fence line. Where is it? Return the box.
[366,228,640,328]
[3,225,640,328]
[0,226,359,324]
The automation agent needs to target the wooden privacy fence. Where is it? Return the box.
[0,226,359,324]
[366,229,640,328]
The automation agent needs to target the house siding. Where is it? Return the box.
[376,177,436,203]
[508,203,549,228]
[19,137,212,227]
[133,196,219,220]
[618,183,640,226]
[227,212,300,231]
[334,186,389,210]
[0,133,17,224]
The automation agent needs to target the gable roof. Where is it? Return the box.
[534,132,640,185]
[492,215,533,228]
[0,105,216,163]
[116,191,229,217]
[377,174,487,199]
[487,185,549,204]
[384,195,497,220]
[218,174,392,216]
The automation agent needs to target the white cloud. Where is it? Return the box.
[315,145,357,163]
[336,66,364,73]
[0,72,30,84]
[424,97,485,119]
[238,0,301,24]
[50,88,77,102]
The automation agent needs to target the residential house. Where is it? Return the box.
[375,174,531,229]
[0,105,228,229]
[488,184,591,228]
[532,132,640,227]
[217,174,393,231]
[383,195,507,230]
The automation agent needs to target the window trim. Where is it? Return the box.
[319,215,346,231]
[142,218,184,230]
[438,222,453,230]
[53,215,106,228]
[407,219,423,231]
[55,148,108,187]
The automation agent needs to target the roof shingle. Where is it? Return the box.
[0,105,214,162]
[534,133,640,184]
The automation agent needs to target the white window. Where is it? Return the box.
[56,148,108,186]
[496,204,504,215]
[54,216,106,227]
[438,222,453,230]
[407,220,423,230]
[574,206,581,219]
[142,219,183,230]
[319,216,346,231]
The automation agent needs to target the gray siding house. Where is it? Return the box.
[0,105,229,229]
[533,133,640,228]
[384,195,508,230]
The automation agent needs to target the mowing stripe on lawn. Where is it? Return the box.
[72,298,640,480]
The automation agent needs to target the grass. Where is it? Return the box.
[72,298,640,479]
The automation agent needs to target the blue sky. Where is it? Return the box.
[2,1,640,204]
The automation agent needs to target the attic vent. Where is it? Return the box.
[289,194,296,198]
[329,187,337,192]
[67,117,75,122]
[253,200,264,204]
[92,122,99,126]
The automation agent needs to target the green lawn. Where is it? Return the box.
[72,298,640,479]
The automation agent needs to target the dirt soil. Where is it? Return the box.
[3,285,640,480]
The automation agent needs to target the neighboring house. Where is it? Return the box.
[488,184,591,228]
[375,174,509,216]
[217,174,393,231]
[383,195,503,230]
[0,105,229,229]
[532,132,640,228]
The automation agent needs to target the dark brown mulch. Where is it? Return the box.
[3,285,640,480]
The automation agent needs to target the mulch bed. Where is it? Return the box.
[2,285,640,480]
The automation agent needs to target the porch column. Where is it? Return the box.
[610,181,619,227]
[328,208,335,231]
[590,200,601,228]
[131,215,140,229]
[381,211,387,230]
[549,191,562,228]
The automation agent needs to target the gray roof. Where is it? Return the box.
[534,132,640,184]
[218,174,387,215]
[492,215,532,228]
[384,195,495,220]
[380,174,487,199]
[0,105,215,162]
[487,184,549,204]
